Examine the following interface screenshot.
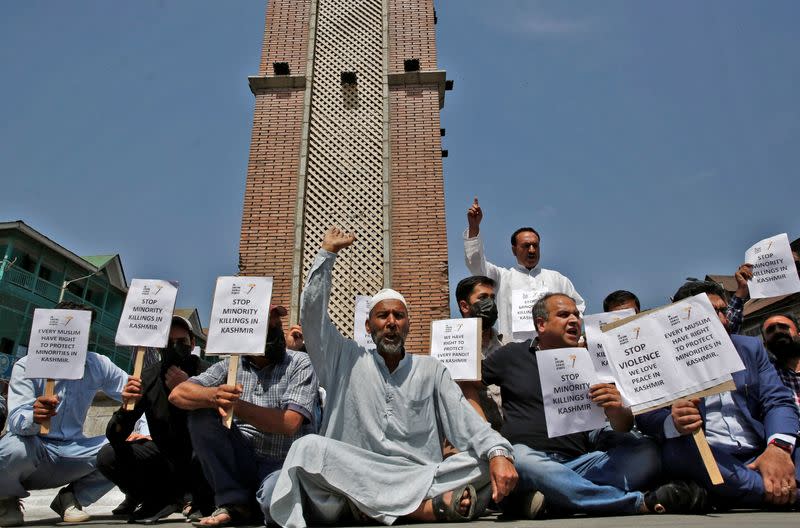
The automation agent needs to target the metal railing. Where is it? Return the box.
[33,277,61,301]
[4,267,34,290]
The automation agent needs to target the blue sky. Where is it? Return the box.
[2,1,798,325]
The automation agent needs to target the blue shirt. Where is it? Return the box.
[703,392,761,452]
[7,352,127,439]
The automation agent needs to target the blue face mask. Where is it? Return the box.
[470,297,498,328]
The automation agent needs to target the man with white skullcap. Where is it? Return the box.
[269,227,518,527]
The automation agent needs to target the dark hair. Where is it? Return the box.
[671,281,729,304]
[761,313,800,338]
[532,293,575,322]
[54,300,97,323]
[455,276,496,305]
[603,290,641,312]
[510,227,541,246]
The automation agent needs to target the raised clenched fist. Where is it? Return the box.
[322,227,356,254]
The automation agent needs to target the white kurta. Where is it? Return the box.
[269,250,511,527]
[463,230,586,343]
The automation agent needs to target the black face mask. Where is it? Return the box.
[162,340,193,371]
[264,326,287,364]
[470,297,498,329]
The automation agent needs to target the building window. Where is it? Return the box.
[38,265,54,282]
[18,254,36,273]
[85,287,103,306]
[66,279,85,298]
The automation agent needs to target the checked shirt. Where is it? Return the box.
[189,349,318,459]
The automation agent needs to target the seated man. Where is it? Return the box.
[603,290,641,313]
[761,313,800,411]
[637,281,800,509]
[0,301,128,526]
[269,228,518,527]
[97,315,214,523]
[454,275,503,429]
[169,305,318,527]
[485,293,703,518]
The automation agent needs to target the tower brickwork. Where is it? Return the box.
[240,0,449,352]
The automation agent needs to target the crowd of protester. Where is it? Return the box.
[0,200,798,527]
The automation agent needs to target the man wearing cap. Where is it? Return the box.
[169,305,318,527]
[96,315,214,523]
[269,227,518,527]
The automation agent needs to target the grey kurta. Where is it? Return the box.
[269,250,512,527]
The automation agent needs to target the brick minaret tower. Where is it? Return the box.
[239,0,450,352]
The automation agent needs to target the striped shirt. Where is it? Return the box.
[189,349,318,460]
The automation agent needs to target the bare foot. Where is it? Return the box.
[195,510,231,526]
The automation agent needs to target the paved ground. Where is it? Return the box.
[16,488,798,528]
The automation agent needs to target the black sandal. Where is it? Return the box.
[432,484,477,522]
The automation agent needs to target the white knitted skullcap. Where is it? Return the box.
[368,289,408,312]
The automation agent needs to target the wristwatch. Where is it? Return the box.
[768,438,794,454]
[488,447,514,462]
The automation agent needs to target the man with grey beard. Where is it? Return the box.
[269,227,517,527]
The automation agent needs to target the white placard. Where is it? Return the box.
[206,277,273,355]
[25,309,91,380]
[430,318,481,381]
[115,279,179,348]
[537,347,607,438]
[353,295,376,351]
[511,289,549,334]
[583,309,636,382]
[601,293,745,413]
[745,233,800,299]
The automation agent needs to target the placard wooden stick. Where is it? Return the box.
[124,347,146,411]
[629,380,733,487]
[40,379,55,435]
[693,429,724,485]
[223,356,239,429]
[631,380,737,416]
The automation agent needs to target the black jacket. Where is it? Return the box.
[106,355,210,467]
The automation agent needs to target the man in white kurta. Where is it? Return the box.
[463,198,585,342]
[269,228,516,527]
